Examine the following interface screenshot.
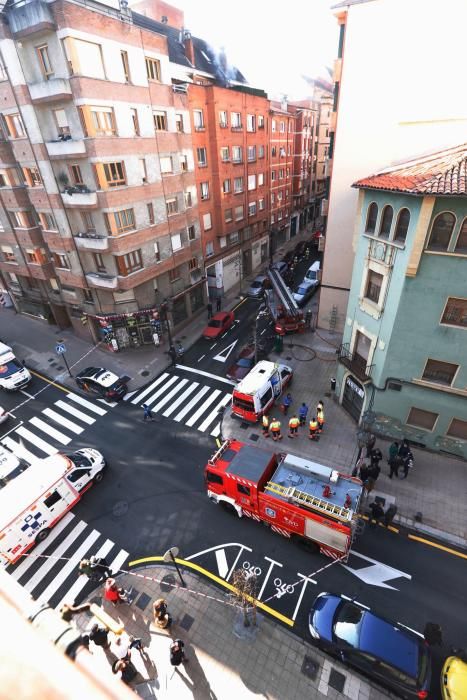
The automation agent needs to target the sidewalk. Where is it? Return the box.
[73,563,395,700]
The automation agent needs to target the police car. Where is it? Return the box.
[75,367,128,401]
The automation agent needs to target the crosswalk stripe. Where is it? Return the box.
[67,393,107,416]
[152,378,188,413]
[174,386,209,422]
[97,398,118,407]
[198,393,231,433]
[108,548,129,577]
[162,382,199,418]
[144,375,179,407]
[131,374,169,404]
[210,422,221,438]
[55,538,114,609]
[42,408,84,435]
[1,436,40,465]
[37,529,100,604]
[185,389,221,428]
[8,513,75,579]
[55,400,95,425]
[22,521,88,592]
[29,417,72,446]
[15,426,58,456]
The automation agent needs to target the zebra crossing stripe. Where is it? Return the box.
[15,426,58,456]
[151,378,188,413]
[198,393,231,433]
[55,538,114,609]
[144,375,179,407]
[162,382,199,418]
[9,513,75,579]
[54,400,95,425]
[2,436,40,465]
[131,374,169,404]
[210,422,221,438]
[174,386,209,422]
[29,416,72,446]
[67,393,107,416]
[42,408,84,435]
[185,390,221,427]
[107,548,129,577]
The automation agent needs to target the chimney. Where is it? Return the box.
[183,30,195,66]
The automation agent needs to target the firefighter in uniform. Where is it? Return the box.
[288,414,300,438]
[316,400,325,433]
[262,414,270,437]
[270,418,282,441]
[309,416,319,441]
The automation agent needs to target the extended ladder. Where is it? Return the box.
[267,268,301,319]
[265,481,352,522]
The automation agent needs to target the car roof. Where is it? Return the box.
[360,612,420,677]
[212,311,230,320]
[77,367,102,378]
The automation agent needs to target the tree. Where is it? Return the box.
[231,568,258,627]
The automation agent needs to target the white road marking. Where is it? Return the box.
[20,390,36,400]
[55,538,114,609]
[123,390,137,402]
[0,421,24,439]
[185,390,221,427]
[67,393,107,416]
[173,364,236,385]
[185,543,252,583]
[54,400,95,425]
[130,374,169,404]
[210,423,221,438]
[260,329,266,335]
[42,409,84,435]
[1,436,39,464]
[144,375,179,407]
[209,343,217,350]
[291,574,318,621]
[257,557,283,601]
[97,399,118,407]
[174,386,209,422]
[197,355,206,363]
[152,378,188,413]
[11,513,75,579]
[212,340,239,363]
[29,417,72,445]
[343,551,411,590]
[162,382,199,418]
[198,394,231,433]
[15,426,58,456]
[108,548,130,577]
[215,549,229,578]
[2,411,16,420]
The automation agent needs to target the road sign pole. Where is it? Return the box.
[62,353,72,378]
[163,547,186,587]
[170,550,186,587]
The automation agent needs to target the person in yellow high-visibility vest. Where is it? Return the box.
[270,418,282,441]
[317,408,325,433]
[288,414,300,438]
[309,416,319,441]
[262,414,270,437]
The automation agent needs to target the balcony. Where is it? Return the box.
[29,78,72,104]
[8,0,55,38]
[74,232,109,251]
[60,186,97,208]
[85,272,118,290]
[46,138,86,159]
[338,343,374,382]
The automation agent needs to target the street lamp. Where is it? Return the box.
[160,299,173,347]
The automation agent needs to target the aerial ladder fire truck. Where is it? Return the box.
[264,267,305,335]
[205,439,364,561]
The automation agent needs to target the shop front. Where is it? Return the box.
[341,374,366,422]
[87,307,162,351]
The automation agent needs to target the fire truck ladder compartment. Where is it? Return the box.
[267,267,301,320]
[265,481,352,522]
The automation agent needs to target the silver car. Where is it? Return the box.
[247,275,268,298]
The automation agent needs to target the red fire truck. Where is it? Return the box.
[265,267,305,335]
[205,439,363,561]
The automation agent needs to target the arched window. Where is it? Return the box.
[427,212,455,251]
[379,205,393,238]
[365,203,378,233]
[394,208,410,243]
[454,217,467,253]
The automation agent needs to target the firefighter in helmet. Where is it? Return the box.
[262,414,270,437]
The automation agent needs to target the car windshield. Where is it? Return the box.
[297,286,309,295]
[237,358,253,368]
[0,463,28,490]
[0,359,23,377]
[333,602,365,648]
[208,319,221,328]
[251,281,262,288]
[68,453,91,469]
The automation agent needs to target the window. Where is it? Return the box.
[258,173,264,186]
[232,146,242,163]
[271,170,276,182]
[93,252,106,272]
[447,418,467,440]
[44,490,61,509]
[53,109,70,137]
[188,257,198,271]
[79,106,116,137]
[234,177,243,193]
[197,147,207,166]
[130,108,139,136]
[203,212,212,230]
[235,205,244,221]
[139,158,147,183]
[422,359,458,386]
[153,111,167,131]
[36,44,53,79]
[441,297,467,328]
[171,232,182,251]
[206,241,214,256]
[23,167,42,187]
[246,114,256,132]
[220,146,230,162]
[280,121,285,133]
[231,112,242,128]
[103,162,125,187]
[223,178,231,194]
[63,37,105,79]
[9,210,35,228]
[379,205,393,238]
[166,198,178,216]
[1,245,16,262]
[258,115,264,129]
[271,146,277,157]
[184,191,192,208]
[188,225,196,241]
[406,407,438,431]
[237,483,251,496]
[455,218,467,253]
[364,270,383,304]
[120,50,131,81]
[277,191,283,201]
[175,113,184,132]
[279,168,284,179]
[39,212,57,230]
[113,208,135,234]
[147,202,154,225]
[200,182,209,200]
[4,113,25,138]
[219,110,228,127]
[248,202,257,216]
[427,212,455,251]
[52,252,69,268]
[365,203,378,233]
[69,164,83,185]
[145,56,161,81]
[258,197,265,211]
[169,265,182,282]
[248,174,256,191]
[83,288,93,303]
[180,155,188,172]
[81,211,95,232]
[117,250,143,275]
[154,241,160,262]
[271,192,275,205]
[224,207,233,222]
[193,109,204,130]
[271,119,276,132]
[247,145,256,162]
[271,213,275,224]
[394,208,410,242]
[159,156,173,173]
[258,145,265,159]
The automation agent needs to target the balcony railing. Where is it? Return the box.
[74,232,109,251]
[60,186,97,208]
[29,78,72,103]
[46,138,85,158]
[337,343,374,381]
[85,272,117,289]
[8,0,55,37]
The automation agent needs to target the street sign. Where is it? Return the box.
[163,546,179,562]
[55,342,66,354]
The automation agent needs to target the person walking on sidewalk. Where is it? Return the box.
[153,598,172,629]
[262,414,270,437]
[398,438,411,459]
[288,414,300,438]
[388,441,399,465]
[370,446,383,467]
[401,450,414,479]
[308,416,319,441]
[170,639,188,666]
[207,301,213,319]
[388,453,402,479]
[89,623,111,650]
[281,393,292,415]
[270,418,282,441]
[365,433,376,457]
[168,345,177,366]
[89,555,112,581]
[298,402,308,426]
[216,297,222,312]
[142,404,154,422]
[112,658,137,685]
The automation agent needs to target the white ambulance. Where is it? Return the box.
[0,448,106,564]
[0,341,31,391]
[231,360,293,422]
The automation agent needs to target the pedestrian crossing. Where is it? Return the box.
[4,511,129,609]
[125,372,232,437]
[1,391,110,467]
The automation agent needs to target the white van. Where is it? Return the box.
[303,261,321,288]
[232,360,293,422]
[0,342,31,391]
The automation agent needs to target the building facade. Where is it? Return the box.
[335,144,467,459]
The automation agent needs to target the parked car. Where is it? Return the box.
[226,345,256,382]
[271,261,288,276]
[303,260,321,288]
[441,655,467,700]
[247,275,268,298]
[75,367,128,401]
[293,279,317,307]
[202,311,235,339]
[308,593,431,700]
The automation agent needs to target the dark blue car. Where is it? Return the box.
[308,593,431,699]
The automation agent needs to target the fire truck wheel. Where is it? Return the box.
[293,535,319,554]
[220,501,237,516]
[35,528,50,544]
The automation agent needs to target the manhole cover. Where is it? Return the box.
[301,655,319,681]
[140,370,150,376]
[135,592,151,611]
[329,668,346,693]
[113,501,128,517]
[180,613,194,631]
[249,434,259,442]
[240,421,249,430]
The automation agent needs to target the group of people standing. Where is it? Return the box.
[262,398,325,441]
